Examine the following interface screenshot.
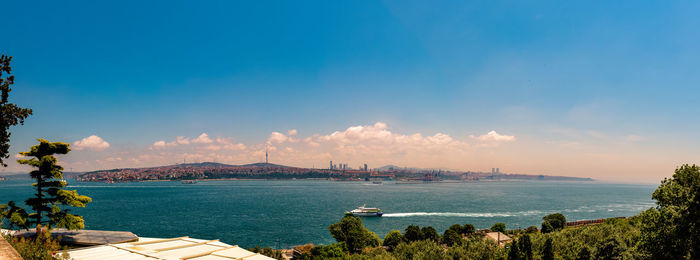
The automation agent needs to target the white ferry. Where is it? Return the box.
[345,205,383,217]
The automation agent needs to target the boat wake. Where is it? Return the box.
[382,211,543,218]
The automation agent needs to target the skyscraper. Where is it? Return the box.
[330,160,333,170]
[364,164,368,172]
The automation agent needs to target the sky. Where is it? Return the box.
[3,1,700,183]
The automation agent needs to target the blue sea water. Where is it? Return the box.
[0,179,655,248]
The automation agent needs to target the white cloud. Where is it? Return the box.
[288,129,298,136]
[73,135,110,151]
[192,133,213,144]
[475,131,516,142]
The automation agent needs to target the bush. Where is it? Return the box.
[328,216,380,253]
[491,222,506,233]
[382,230,403,251]
[420,226,439,241]
[393,240,446,259]
[462,224,475,235]
[542,213,566,232]
[4,226,69,260]
[310,243,346,258]
[524,226,538,234]
[442,229,462,247]
[404,225,423,242]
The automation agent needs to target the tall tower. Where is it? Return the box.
[265,146,268,164]
[330,160,333,170]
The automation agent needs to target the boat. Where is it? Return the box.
[182,180,198,184]
[372,181,382,184]
[345,205,383,217]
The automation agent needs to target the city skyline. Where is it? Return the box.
[4,1,700,183]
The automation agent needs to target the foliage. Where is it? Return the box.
[542,213,566,232]
[441,229,462,247]
[594,238,623,260]
[420,226,439,241]
[575,246,591,260]
[462,224,475,235]
[310,243,346,259]
[0,54,33,167]
[6,139,92,230]
[328,216,380,253]
[392,240,446,260]
[447,236,506,260]
[491,222,506,233]
[541,221,554,234]
[519,234,533,260]
[382,230,403,251]
[508,240,521,260]
[403,225,423,242]
[541,238,554,260]
[447,224,463,235]
[3,225,70,260]
[640,164,700,259]
[0,201,29,229]
[524,226,538,234]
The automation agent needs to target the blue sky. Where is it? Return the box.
[4,1,700,182]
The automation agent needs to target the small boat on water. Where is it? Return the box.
[182,180,198,184]
[345,205,383,217]
[372,181,382,184]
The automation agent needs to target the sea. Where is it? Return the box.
[0,179,656,249]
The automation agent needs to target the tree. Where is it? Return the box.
[404,225,423,242]
[542,213,566,231]
[541,221,554,234]
[518,235,533,260]
[0,201,29,229]
[542,238,554,260]
[462,224,475,235]
[524,226,538,234]
[594,238,622,260]
[640,164,700,259]
[576,246,591,260]
[442,229,462,247]
[9,139,92,229]
[310,243,346,258]
[382,230,403,251]
[491,222,506,233]
[0,54,33,167]
[448,224,464,234]
[328,215,380,253]
[421,226,439,241]
[508,240,521,260]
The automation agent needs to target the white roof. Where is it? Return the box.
[66,236,275,260]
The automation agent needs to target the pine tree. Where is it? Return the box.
[0,54,33,167]
[519,234,533,260]
[16,139,92,229]
[508,240,521,260]
[542,238,555,260]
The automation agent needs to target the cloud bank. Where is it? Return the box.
[73,135,110,151]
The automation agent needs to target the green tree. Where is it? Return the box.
[404,225,423,242]
[9,140,92,229]
[640,164,700,259]
[508,240,521,260]
[576,246,591,260]
[462,224,475,235]
[542,213,566,231]
[518,235,533,260]
[328,216,380,253]
[420,226,439,241]
[594,238,622,260]
[524,226,538,234]
[491,222,506,233]
[0,201,29,228]
[382,230,403,251]
[0,54,33,167]
[442,229,462,247]
[448,224,464,234]
[310,243,346,258]
[542,238,554,260]
[541,221,554,234]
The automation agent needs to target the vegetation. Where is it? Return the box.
[248,245,285,260]
[491,222,506,233]
[0,54,33,167]
[292,164,699,259]
[2,140,92,229]
[328,215,380,253]
[541,213,566,233]
[2,225,69,260]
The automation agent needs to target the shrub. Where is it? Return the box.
[4,225,69,260]
[491,222,506,233]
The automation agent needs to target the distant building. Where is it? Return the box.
[364,164,368,172]
[330,160,333,170]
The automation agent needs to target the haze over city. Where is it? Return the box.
[4,1,700,183]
